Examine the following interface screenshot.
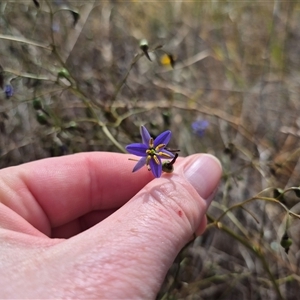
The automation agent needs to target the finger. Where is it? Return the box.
[52,154,222,298]
[51,209,117,238]
[0,152,155,235]
[195,215,208,236]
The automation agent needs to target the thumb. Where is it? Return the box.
[65,153,222,298]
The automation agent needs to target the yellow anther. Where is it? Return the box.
[155,144,166,151]
[153,155,160,165]
[149,137,154,148]
[146,155,151,165]
[159,152,173,159]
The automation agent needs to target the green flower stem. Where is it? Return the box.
[101,124,125,153]
[215,196,300,224]
[207,214,284,300]
[112,53,143,102]
[0,34,52,50]
[3,68,56,82]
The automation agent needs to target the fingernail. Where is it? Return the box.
[184,154,222,200]
[205,188,218,206]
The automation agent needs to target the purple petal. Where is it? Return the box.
[126,143,148,156]
[191,120,209,137]
[154,130,171,147]
[140,125,151,145]
[5,84,13,99]
[132,157,147,172]
[149,157,162,178]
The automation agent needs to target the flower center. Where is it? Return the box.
[144,138,173,170]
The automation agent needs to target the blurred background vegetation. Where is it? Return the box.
[1,0,300,299]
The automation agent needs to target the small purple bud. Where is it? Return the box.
[191,120,209,137]
[4,84,13,99]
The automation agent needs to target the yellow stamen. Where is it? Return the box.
[155,144,166,151]
[146,155,151,164]
[153,155,160,165]
[146,155,152,170]
[149,137,154,148]
[158,152,173,159]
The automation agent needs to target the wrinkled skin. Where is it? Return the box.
[0,152,221,299]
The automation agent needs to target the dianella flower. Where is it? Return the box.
[4,84,13,99]
[191,120,209,137]
[126,126,175,178]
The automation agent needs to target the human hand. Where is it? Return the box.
[0,152,221,299]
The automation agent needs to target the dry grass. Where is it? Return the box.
[1,1,300,299]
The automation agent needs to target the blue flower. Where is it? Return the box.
[191,120,209,137]
[4,84,13,99]
[126,126,175,178]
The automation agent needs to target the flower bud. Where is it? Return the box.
[36,111,49,125]
[33,98,43,110]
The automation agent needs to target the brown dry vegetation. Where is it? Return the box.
[1,1,300,299]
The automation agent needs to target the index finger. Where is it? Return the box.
[0,152,154,234]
